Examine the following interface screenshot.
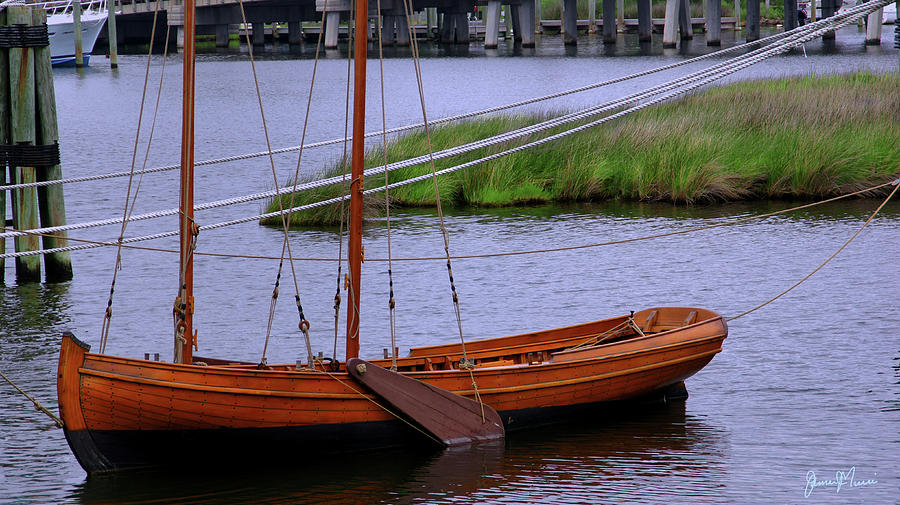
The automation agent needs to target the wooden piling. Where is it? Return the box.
[864,8,883,45]
[603,0,617,43]
[33,9,73,282]
[616,0,625,31]
[0,8,8,283]
[519,0,536,47]
[821,0,835,39]
[588,0,596,34]
[678,0,693,39]
[108,0,119,68]
[485,0,501,47]
[638,0,652,41]
[784,0,797,31]
[73,0,84,67]
[746,0,760,41]
[7,6,42,283]
[563,0,577,45]
[706,0,722,45]
[663,0,678,47]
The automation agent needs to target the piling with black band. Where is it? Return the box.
[0,142,60,168]
[0,24,49,48]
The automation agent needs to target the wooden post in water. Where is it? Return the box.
[33,9,73,282]
[589,0,597,33]
[0,9,8,284]
[534,0,542,33]
[663,0,679,46]
[107,0,119,68]
[735,0,741,32]
[603,0,617,42]
[485,1,501,47]
[821,0,835,39]
[638,0,652,41]
[784,0,797,31]
[73,0,84,67]
[706,0,721,45]
[519,0,536,46]
[746,0,760,41]
[563,0,577,44]
[616,0,625,31]
[6,6,42,282]
[678,0,693,39]
[864,8,883,45]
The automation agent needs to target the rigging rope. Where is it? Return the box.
[332,0,351,367]
[100,1,167,354]
[401,0,486,421]
[1,1,889,243]
[234,0,314,369]
[0,18,804,194]
[2,179,895,262]
[376,0,399,371]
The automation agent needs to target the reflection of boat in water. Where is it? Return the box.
[73,401,728,504]
[55,0,728,477]
[42,0,109,66]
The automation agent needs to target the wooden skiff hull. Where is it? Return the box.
[58,307,726,474]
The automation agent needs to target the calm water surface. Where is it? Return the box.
[1,25,898,504]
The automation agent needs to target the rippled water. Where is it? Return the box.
[1,24,898,505]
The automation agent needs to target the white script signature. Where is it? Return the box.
[804,466,878,498]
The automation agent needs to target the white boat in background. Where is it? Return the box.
[43,0,109,65]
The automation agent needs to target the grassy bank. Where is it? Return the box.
[265,72,900,226]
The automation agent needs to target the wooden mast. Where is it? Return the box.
[346,0,367,360]
[177,0,196,364]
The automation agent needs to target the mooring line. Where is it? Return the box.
[2,179,895,262]
[728,179,900,322]
[0,369,64,428]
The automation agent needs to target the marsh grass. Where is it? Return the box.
[265,73,900,226]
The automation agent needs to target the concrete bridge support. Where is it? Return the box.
[563,0,577,45]
[746,0,760,41]
[603,0,616,43]
[821,0,836,39]
[784,0,797,31]
[706,0,721,45]
[865,8,883,45]
[216,24,229,47]
[396,14,410,46]
[288,20,302,44]
[382,15,397,45]
[510,2,521,41]
[252,22,265,45]
[439,5,469,44]
[663,0,678,47]
[517,0,535,47]
[485,0,501,47]
[325,11,340,48]
[638,0,652,42]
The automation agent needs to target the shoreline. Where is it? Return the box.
[265,72,899,226]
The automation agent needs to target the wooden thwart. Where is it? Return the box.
[346,358,505,446]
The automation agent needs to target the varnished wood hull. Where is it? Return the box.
[57,307,727,474]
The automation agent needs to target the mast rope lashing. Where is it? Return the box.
[0,370,63,429]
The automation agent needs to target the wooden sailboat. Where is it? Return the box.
[56,0,728,475]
